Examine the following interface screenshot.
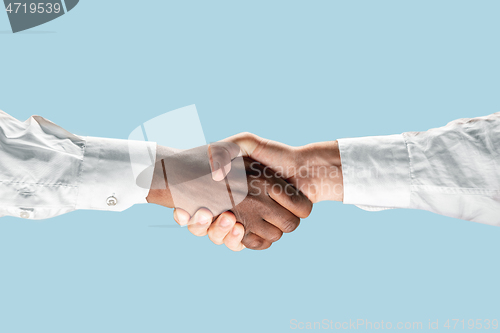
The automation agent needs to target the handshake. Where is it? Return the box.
[144,132,344,251]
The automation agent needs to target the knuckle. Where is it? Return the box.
[301,199,313,218]
[229,245,243,252]
[258,241,272,250]
[188,223,207,237]
[196,208,214,222]
[226,241,244,252]
[206,229,217,239]
[281,216,300,233]
[238,132,258,144]
[239,132,253,140]
[289,191,302,205]
[267,229,283,243]
[209,234,223,245]
[243,236,264,250]
[290,192,313,218]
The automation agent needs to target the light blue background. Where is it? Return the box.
[1,1,499,332]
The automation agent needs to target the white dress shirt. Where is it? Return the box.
[0,111,156,219]
[338,112,500,226]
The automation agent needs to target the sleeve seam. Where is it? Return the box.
[411,185,500,195]
[0,180,78,188]
[401,133,413,207]
[74,138,89,210]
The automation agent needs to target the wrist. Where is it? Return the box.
[300,140,342,165]
[296,140,344,202]
[146,145,175,208]
[146,177,174,208]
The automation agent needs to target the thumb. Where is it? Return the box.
[208,142,241,181]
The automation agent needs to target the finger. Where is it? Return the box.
[173,208,190,227]
[223,222,246,252]
[187,208,214,237]
[208,212,237,245]
[208,142,241,181]
[267,176,313,219]
[263,199,302,234]
[242,232,272,250]
[248,218,283,243]
[223,132,294,167]
[222,132,261,157]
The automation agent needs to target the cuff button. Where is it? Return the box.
[106,196,118,206]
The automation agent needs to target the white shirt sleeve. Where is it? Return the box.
[0,111,156,220]
[337,112,500,226]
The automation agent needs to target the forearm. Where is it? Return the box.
[337,112,500,225]
[0,111,157,219]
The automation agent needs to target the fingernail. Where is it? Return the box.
[174,210,187,227]
[211,162,223,181]
[232,228,240,236]
[194,212,211,225]
[212,169,224,181]
[220,217,231,228]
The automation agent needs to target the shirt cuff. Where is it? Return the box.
[76,137,157,212]
[337,134,411,209]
